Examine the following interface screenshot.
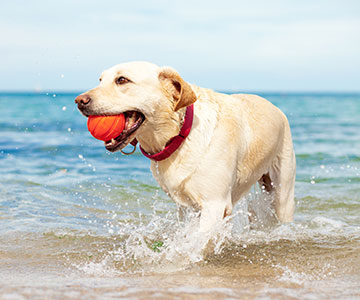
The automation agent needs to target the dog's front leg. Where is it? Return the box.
[199,195,232,232]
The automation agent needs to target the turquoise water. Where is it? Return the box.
[1,92,359,299]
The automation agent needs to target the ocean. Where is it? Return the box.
[0,92,359,299]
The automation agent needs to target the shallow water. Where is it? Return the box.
[0,92,359,299]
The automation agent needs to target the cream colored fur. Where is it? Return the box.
[79,61,296,231]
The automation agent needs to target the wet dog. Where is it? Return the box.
[75,61,296,231]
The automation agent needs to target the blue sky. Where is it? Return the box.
[1,0,360,92]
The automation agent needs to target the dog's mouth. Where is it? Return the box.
[104,111,145,152]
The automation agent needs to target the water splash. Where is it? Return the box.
[69,185,358,277]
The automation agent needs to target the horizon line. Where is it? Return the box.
[0,90,360,96]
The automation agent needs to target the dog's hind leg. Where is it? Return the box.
[248,172,277,226]
[268,124,296,222]
[259,173,273,193]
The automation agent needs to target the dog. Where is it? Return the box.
[75,61,296,231]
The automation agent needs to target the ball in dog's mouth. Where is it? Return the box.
[88,114,126,141]
[104,111,145,152]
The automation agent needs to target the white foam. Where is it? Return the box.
[311,216,346,228]
[74,257,120,277]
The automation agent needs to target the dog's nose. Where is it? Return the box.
[75,94,92,107]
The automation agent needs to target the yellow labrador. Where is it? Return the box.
[75,61,296,231]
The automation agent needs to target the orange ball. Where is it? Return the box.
[87,114,125,141]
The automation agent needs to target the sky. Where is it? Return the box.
[1,0,360,92]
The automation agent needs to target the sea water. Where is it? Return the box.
[0,92,359,299]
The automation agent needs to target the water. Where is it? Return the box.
[0,92,359,299]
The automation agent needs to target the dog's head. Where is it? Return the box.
[75,61,197,153]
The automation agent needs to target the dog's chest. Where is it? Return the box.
[150,160,198,207]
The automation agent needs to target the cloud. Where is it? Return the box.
[0,0,359,91]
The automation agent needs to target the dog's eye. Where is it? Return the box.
[115,76,130,85]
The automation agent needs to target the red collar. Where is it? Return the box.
[131,104,194,161]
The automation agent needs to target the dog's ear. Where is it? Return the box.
[158,67,197,111]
